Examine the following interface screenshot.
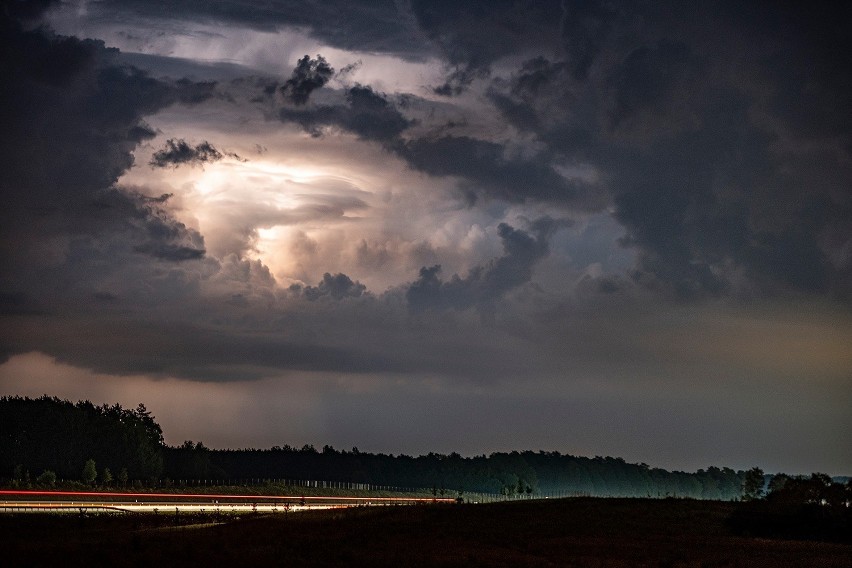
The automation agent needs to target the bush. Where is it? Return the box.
[36,470,56,486]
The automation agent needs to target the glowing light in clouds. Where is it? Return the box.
[174,158,374,274]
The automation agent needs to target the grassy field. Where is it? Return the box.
[2,497,850,567]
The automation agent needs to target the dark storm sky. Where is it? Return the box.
[1,0,850,474]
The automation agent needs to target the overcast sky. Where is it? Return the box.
[1,0,850,475]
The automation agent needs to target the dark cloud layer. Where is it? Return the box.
[87,0,430,58]
[4,0,59,21]
[396,136,597,207]
[407,219,557,313]
[280,84,412,142]
[294,272,367,302]
[0,16,214,211]
[269,1,852,300]
[278,83,600,209]
[150,138,227,168]
[0,9,213,330]
[409,0,563,94]
[481,2,851,299]
[279,54,334,105]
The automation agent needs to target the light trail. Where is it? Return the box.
[0,501,347,514]
[0,490,456,503]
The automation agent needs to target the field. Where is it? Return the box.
[3,497,850,567]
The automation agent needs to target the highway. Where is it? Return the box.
[0,490,456,514]
[0,501,342,514]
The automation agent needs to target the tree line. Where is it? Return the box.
[730,468,851,543]
[1,396,163,484]
[198,446,750,499]
[2,396,846,503]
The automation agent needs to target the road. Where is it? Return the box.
[0,489,456,514]
[0,500,341,514]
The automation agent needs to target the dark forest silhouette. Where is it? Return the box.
[2,396,847,504]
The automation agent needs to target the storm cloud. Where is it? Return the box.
[278,84,601,209]
[0,8,213,322]
[1,1,850,474]
[279,54,334,105]
[406,219,558,313]
[295,272,367,302]
[479,2,852,298]
[266,1,852,299]
[149,138,232,168]
[279,84,412,142]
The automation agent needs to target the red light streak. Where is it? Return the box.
[0,490,455,502]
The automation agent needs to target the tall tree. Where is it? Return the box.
[82,459,97,485]
[742,467,765,501]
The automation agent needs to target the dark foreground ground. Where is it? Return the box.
[2,498,850,567]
